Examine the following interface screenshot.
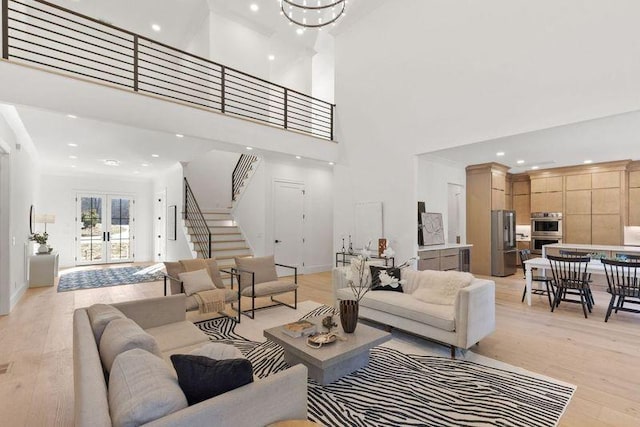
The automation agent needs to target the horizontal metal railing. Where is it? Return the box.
[1,0,335,140]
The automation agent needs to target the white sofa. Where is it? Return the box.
[333,267,496,357]
[73,295,308,427]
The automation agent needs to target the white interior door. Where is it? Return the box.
[273,181,304,276]
[154,190,167,262]
[77,194,135,265]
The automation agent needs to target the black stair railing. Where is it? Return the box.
[184,177,211,258]
[1,0,335,140]
[232,154,258,201]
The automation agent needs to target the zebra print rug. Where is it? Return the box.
[195,304,575,427]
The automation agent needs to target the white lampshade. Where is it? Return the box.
[35,214,56,224]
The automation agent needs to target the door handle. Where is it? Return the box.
[103,232,106,242]
[107,232,110,242]
[275,240,282,243]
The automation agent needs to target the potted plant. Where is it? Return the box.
[30,232,49,254]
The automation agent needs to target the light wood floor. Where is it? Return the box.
[1,267,639,426]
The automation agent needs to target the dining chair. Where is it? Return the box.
[519,249,554,307]
[547,255,592,318]
[558,250,595,306]
[600,258,640,322]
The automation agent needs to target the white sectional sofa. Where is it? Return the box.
[333,267,496,357]
[73,294,308,427]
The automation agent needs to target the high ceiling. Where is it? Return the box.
[423,110,640,173]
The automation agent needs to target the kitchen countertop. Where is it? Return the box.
[544,243,640,253]
[418,243,473,251]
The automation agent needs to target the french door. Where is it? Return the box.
[77,194,135,265]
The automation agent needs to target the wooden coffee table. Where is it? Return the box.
[263,316,391,385]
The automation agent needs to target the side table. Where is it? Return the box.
[29,252,59,287]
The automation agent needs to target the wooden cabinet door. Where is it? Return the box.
[630,188,640,225]
[514,194,531,225]
[592,215,621,245]
[565,190,591,214]
[592,171,620,189]
[565,174,591,191]
[492,172,506,191]
[513,181,530,195]
[547,176,563,192]
[629,171,640,188]
[592,188,620,215]
[492,189,505,210]
[530,178,546,194]
[565,214,591,244]
[530,192,546,212]
[546,192,563,212]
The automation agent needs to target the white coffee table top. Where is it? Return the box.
[263,316,391,369]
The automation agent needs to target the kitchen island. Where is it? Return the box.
[418,244,473,272]
[542,243,640,258]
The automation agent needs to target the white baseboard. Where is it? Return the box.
[10,282,28,311]
[303,264,333,275]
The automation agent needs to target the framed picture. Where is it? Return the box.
[421,212,445,246]
[168,205,177,241]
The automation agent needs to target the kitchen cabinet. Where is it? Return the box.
[628,169,640,226]
[418,245,472,272]
[592,188,620,215]
[565,174,591,191]
[531,176,563,193]
[564,214,591,244]
[530,191,563,213]
[565,190,591,215]
[592,171,620,189]
[514,195,530,225]
[516,241,530,267]
[592,215,621,245]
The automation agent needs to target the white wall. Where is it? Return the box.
[153,163,193,261]
[37,174,154,268]
[333,0,640,263]
[417,156,467,244]
[183,149,240,210]
[234,157,334,273]
[0,112,39,314]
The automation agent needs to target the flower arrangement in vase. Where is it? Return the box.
[30,232,49,254]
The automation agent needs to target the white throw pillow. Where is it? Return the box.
[109,348,188,427]
[411,271,474,306]
[189,342,245,360]
[178,268,215,296]
[99,318,161,373]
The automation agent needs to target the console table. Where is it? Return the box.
[29,252,59,287]
[335,252,394,267]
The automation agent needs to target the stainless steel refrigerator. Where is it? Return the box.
[491,210,517,277]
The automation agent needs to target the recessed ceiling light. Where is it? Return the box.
[151,154,159,158]
[175,134,184,138]
[104,159,120,166]
[69,155,77,159]
[66,114,77,119]
[295,156,301,160]
[584,160,593,164]
[151,24,161,32]
[268,54,275,61]
[67,143,78,147]
[246,146,253,150]
[70,165,76,168]
[496,152,505,157]
[250,4,259,12]
[141,163,150,167]
[329,162,335,166]
[296,28,304,35]
[133,170,140,174]
[531,166,539,170]
[516,160,525,164]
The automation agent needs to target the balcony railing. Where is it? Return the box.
[1,0,335,140]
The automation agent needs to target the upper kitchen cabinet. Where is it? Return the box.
[512,176,530,225]
[530,174,563,213]
[629,163,640,226]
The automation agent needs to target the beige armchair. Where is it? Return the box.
[232,255,298,319]
[163,258,241,322]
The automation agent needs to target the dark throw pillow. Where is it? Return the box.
[170,355,254,405]
[369,266,403,292]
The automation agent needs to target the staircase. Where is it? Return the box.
[232,154,259,203]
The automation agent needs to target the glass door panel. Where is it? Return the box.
[79,196,104,263]
[109,197,131,262]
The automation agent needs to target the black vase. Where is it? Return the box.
[339,300,359,333]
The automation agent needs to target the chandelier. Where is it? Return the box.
[280,0,347,29]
